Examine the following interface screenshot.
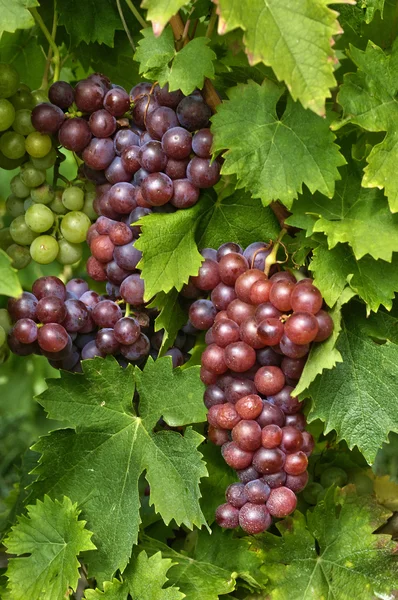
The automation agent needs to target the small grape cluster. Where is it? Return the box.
[31,74,220,210]
[185,241,334,534]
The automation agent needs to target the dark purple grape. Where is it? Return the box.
[279,335,309,358]
[130,82,152,101]
[225,483,248,508]
[187,157,221,188]
[224,341,256,373]
[221,441,253,469]
[120,274,145,305]
[266,486,297,517]
[132,96,159,129]
[75,332,96,349]
[66,279,89,299]
[62,299,89,332]
[81,340,105,360]
[36,296,67,324]
[192,128,213,158]
[170,178,199,208]
[235,269,266,303]
[103,87,129,117]
[75,79,104,112]
[92,300,123,328]
[217,242,243,260]
[7,330,37,355]
[114,317,140,345]
[114,129,140,155]
[211,282,237,311]
[13,318,38,344]
[139,131,153,146]
[268,386,301,415]
[105,282,121,299]
[176,95,211,131]
[215,503,239,529]
[204,384,225,408]
[141,172,173,206]
[59,118,92,152]
[256,347,282,367]
[108,182,137,213]
[281,356,307,380]
[105,261,130,285]
[83,164,107,184]
[284,413,306,431]
[121,145,141,174]
[256,401,285,428]
[87,73,112,91]
[33,276,66,301]
[189,299,216,330]
[89,109,116,138]
[285,471,309,493]
[258,318,284,346]
[105,157,132,184]
[128,206,152,236]
[133,168,150,187]
[109,221,133,246]
[232,419,262,451]
[285,312,319,345]
[139,141,167,172]
[48,81,74,109]
[155,84,183,108]
[243,242,271,270]
[239,503,271,534]
[291,283,323,314]
[79,291,101,308]
[146,106,178,140]
[164,347,184,367]
[96,328,120,355]
[211,318,240,348]
[245,479,271,503]
[225,379,257,404]
[165,157,189,179]
[201,248,217,261]
[161,127,192,159]
[120,333,150,361]
[82,138,115,170]
[252,447,285,474]
[218,252,249,286]
[31,102,65,134]
[280,426,303,453]
[50,350,80,371]
[237,466,260,483]
[37,323,69,353]
[314,309,334,342]
[113,242,142,270]
[8,292,38,322]
[261,471,287,489]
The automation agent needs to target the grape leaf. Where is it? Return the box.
[335,40,398,212]
[57,0,122,45]
[214,0,347,116]
[354,303,398,344]
[134,26,175,84]
[4,496,95,600]
[0,250,22,298]
[307,304,398,463]
[286,168,398,261]
[199,443,236,524]
[168,38,216,94]
[211,80,345,209]
[294,287,355,397]
[251,485,398,600]
[141,0,190,36]
[148,290,187,355]
[361,0,385,22]
[0,29,45,89]
[31,357,208,581]
[0,0,37,34]
[84,550,184,599]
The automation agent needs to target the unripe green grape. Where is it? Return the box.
[30,235,59,264]
[31,89,48,105]
[31,183,55,205]
[31,147,57,169]
[0,63,20,98]
[23,197,33,211]
[25,131,52,158]
[302,482,324,505]
[0,227,13,250]
[50,191,68,215]
[320,467,348,488]
[25,203,54,233]
[0,98,15,131]
[0,325,5,348]
[20,162,46,188]
[12,109,34,136]
[348,469,374,494]
[60,211,91,243]
[57,238,83,265]
[9,88,34,110]
[10,215,38,245]
[83,190,97,220]
[6,243,31,269]
[0,308,12,334]
[10,174,30,199]
[0,149,25,170]
[6,194,25,218]
[0,131,26,159]
[62,186,84,211]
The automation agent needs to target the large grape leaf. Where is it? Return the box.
[31,357,208,581]
[335,40,398,212]
[84,551,184,600]
[286,168,398,261]
[0,0,37,34]
[307,304,398,463]
[57,0,123,45]
[148,290,187,355]
[4,496,95,600]
[252,486,398,600]
[134,26,175,84]
[214,0,347,116]
[0,30,45,89]
[141,0,190,36]
[211,80,345,209]
[0,250,22,298]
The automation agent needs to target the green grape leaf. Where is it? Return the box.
[148,290,187,355]
[57,0,122,45]
[199,443,236,524]
[4,496,95,600]
[0,0,37,34]
[294,287,355,397]
[31,357,208,581]
[168,38,216,94]
[307,304,398,463]
[335,40,398,212]
[85,551,184,600]
[287,168,398,261]
[251,485,398,600]
[0,250,22,298]
[361,0,385,22]
[134,26,175,84]
[215,0,346,116]
[141,0,190,36]
[0,30,45,89]
[211,80,345,209]
[355,304,398,344]
[196,188,279,249]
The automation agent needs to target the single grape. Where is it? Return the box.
[25,204,54,233]
[37,323,69,353]
[25,131,52,158]
[176,95,211,131]
[10,216,37,246]
[121,145,141,173]
[81,340,104,360]
[279,335,309,359]
[13,318,38,344]
[284,312,319,345]
[155,84,183,108]
[114,129,140,155]
[108,182,137,214]
[113,242,142,270]
[31,102,65,134]
[268,386,301,415]
[113,317,140,345]
[103,87,129,117]
[75,79,104,112]
[266,486,297,517]
[32,276,66,301]
[232,419,262,451]
[58,118,92,152]
[211,282,237,311]
[261,424,283,449]
[20,162,46,188]
[60,211,91,244]
[120,274,145,305]
[221,441,253,469]
[132,95,159,129]
[239,503,271,534]
[30,236,59,264]
[165,157,189,180]
[224,341,256,373]
[6,195,25,218]
[96,328,120,355]
[12,108,35,136]
[62,186,85,211]
[314,309,334,342]
[104,157,132,184]
[10,174,30,199]
[0,131,26,159]
[226,483,248,508]
[284,451,308,475]
[218,252,249,286]
[146,106,178,140]
[0,63,20,98]
[82,137,115,171]
[201,343,227,374]
[290,283,323,314]
[31,183,55,205]
[141,172,173,206]
[189,299,217,330]
[285,471,309,493]
[215,503,239,529]
[245,479,271,504]
[192,128,213,158]
[89,109,117,138]
[8,292,38,322]
[6,244,31,269]
[237,466,260,483]
[0,98,16,130]
[36,296,67,324]
[257,317,284,346]
[252,447,285,474]
[62,299,89,332]
[216,403,241,429]
[120,333,150,361]
[92,300,123,328]
[48,81,74,109]
[161,127,192,159]
[187,157,221,188]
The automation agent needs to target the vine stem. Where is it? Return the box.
[205,5,217,39]
[264,228,287,276]
[125,303,131,318]
[29,7,60,83]
[117,0,136,51]
[40,2,58,90]
[124,0,148,28]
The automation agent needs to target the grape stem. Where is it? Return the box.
[264,228,288,277]
[125,303,131,318]
[116,0,136,51]
[40,0,58,90]
[124,0,148,28]
[205,5,218,39]
[29,7,60,83]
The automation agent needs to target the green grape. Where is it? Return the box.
[0,227,13,250]
[0,99,16,131]
[320,467,348,488]
[25,203,54,233]
[9,88,34,110]
[83,190,97,220]
[12,109,34,136]
[62,186,84,211]
[31,89,48,105]
[57,238,83,265]
[6,243,31,269]
[348,469,374,494]
[31,147,57,170]
[60,211,91,243]
[20,162,46,188]
[0,131,26,159]
[0,308,12,334]
[50,191,68,215]
[25,131,52,158]
[31,183,54,205]
[10,174,30,199]
[302,482,324,505]
[0,149,25,170]
[0,325,5,348]
[30,235,59,264]
[5,194,25,218]
[23,198,33,211]
[0,63,20,98]
[10,215,38,245]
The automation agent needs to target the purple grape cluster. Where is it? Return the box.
[31,75,221,211]
[184,241,334,534]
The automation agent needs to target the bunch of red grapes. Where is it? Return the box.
[185,241,333,534]
[31,74,220,211]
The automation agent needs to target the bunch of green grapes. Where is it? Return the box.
[0,64,96,267]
